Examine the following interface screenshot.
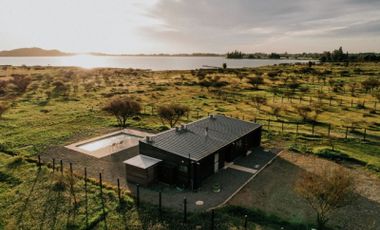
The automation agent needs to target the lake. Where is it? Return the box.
[0,55,310,70]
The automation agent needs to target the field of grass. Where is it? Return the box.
[0,62,379,228]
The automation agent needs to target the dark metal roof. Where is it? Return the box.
[141,114,261,161]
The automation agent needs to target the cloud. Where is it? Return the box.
[142,0,380,52]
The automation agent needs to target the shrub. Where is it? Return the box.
[157,104,190,127]
[103,97,142,127]
[9,74,31,93]
[0,104,8,118]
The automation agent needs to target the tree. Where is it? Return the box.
[157,104,190,127]
[251,95,267,111]
[103,97,141,127]
[9,74,31,93]
[0,104,8,118]
[269,104,282,119]
[295,165,356,229]
[52,81,70,97]
[361,77,380,93]
[0,80,7,96]
[294,105,312,121]
[247,76,264,89]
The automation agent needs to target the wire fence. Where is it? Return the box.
[24,156,261,230]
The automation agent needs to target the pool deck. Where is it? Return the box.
[65,129,152,158]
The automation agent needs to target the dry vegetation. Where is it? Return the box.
[0,62,379,229]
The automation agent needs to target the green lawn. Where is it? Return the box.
[0,62,379,228]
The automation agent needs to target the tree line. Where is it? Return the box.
[226,47,380,62]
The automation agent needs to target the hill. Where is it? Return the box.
[0,47,71,56]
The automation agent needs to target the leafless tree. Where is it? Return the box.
[295,165,356,229]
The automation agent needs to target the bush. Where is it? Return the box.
[103,97,142,127]
[157,104,189,127]
[9,74,31,93]
[0,104,8,118]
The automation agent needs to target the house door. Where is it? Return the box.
[214,153,219,173]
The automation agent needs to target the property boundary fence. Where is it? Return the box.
[31,155,261,229]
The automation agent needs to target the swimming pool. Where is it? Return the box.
[77,133,143,152]
[65,129,151,158]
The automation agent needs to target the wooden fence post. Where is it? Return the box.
[345,127,349,139]
[38,155,41,169]
[60,160,63,174]
[183,197,187,224]
[328,124,331,137]
[136,184,140,208]
[158,191,162,219]
[363,128,367,141]
[281,121,284,134]
[117,178,121,204]
[244,215,248,230]
[211,209,215,230]
[84,167,88,228]
[70,162,73,178]
[151,106,154,115]
[99,173,107,229]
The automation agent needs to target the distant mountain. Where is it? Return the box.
[0,47,72,56]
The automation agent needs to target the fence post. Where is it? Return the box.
[211,209,215,230]
[117,178,121,204]
[281,121,284,134]
[244,215,248,230]
[345,127,349,139]
[158,191,162,219]
[151,106,154,115]
[136,184,140,208]
[328,124,331,137]
[60,160,63,174]
[84,167,88,228]
[363,128,367,141]
[70,162,73,178]
[99,173,107,229]
[183,197,187,224]
[38,155,41,169]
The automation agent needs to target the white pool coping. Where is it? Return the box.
[65,129,153,158]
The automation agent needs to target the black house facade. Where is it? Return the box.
[126,114,262,189]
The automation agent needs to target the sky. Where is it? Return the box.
[0,0,379,54]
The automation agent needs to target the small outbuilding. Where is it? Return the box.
[123,155,162,186]
[134,114,262,189]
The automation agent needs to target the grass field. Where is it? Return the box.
[0,62,379,228]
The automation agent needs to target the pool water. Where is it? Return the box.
[77,133,142,152]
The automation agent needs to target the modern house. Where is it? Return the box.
[124,114,262,189]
